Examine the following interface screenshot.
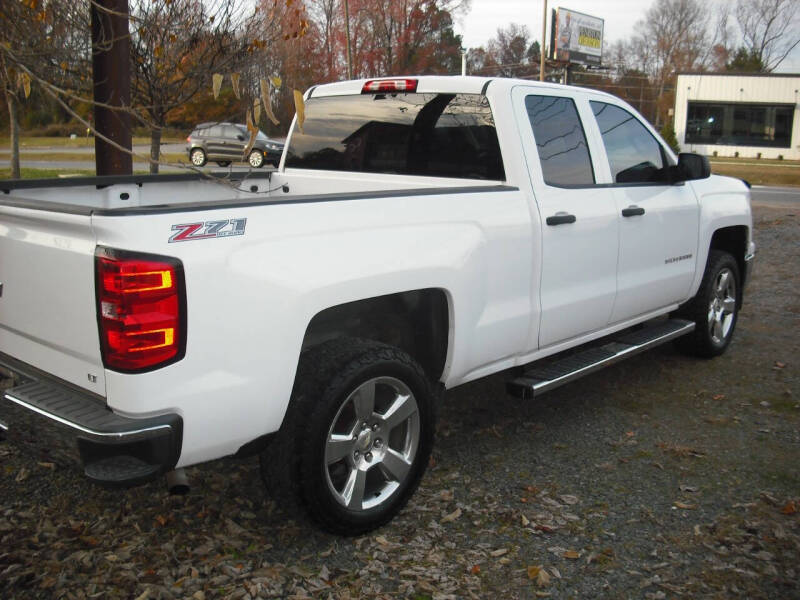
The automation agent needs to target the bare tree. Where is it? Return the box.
[484,24,539,78]
[130,0,259,173]
[735,0,800,71]
[0,0,90,178]
[629,0,711,126]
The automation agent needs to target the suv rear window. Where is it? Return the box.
[286,93,505,180]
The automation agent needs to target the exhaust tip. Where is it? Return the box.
[166,468,189,495]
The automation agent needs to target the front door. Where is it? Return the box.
[587,101,699,323]
[514,88,619,348]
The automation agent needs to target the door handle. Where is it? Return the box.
[546,212,576,226]
[622,206,645,217]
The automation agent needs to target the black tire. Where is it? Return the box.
[189,148,207,167]
[260,338,435,535]
[248,150,265,168]
[674,250,740,358]
[216,161,231,167]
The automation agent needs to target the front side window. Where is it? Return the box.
[286,93,505,181]
[591,101,666,184]
[525,95,594,186]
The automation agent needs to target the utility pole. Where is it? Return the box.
[91,0,132,176]
[540,0,547,81]
[462,51,467,76]
[344,0,353,80]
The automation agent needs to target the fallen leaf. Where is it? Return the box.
[490,548,508,557]
[470,564,480,575]
[441,507,462,523]
[712,394,725,400]
[781,500,797,515]
[536,567,551,587]
[15,467,28,482]
[673,501,697,510]
[563,550,580,559]
[37,462,55,469]
[527,565,541,580]
[521,514,530,527]
[679,484,699,493]
[560,494,579,505]
[774,361,786,369]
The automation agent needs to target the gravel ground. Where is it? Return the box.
[1,203,798,599]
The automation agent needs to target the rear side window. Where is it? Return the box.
[590,101,666,184]
[286,93,505,181]
[525,95,594,186]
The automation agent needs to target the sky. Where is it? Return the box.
[454,0,800,72]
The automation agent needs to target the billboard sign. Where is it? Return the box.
[551,7,604,66]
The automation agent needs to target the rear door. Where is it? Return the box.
[0,204,105,394]
[222,125,246,160]
[513,87,619,348]
[586,100,699,323]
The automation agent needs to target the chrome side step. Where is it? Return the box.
[507,319,695,400]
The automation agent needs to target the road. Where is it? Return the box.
[750,185,800,208]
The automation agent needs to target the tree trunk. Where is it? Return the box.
[149,126,161,174]
[6,92,20,179]
[91,0,132,176]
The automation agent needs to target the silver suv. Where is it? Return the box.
[186,122,284,168]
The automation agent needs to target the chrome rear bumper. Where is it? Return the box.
[0,352,182,486]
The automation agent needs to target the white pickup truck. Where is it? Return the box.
[0,76,754,534]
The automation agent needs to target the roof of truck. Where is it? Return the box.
[308,75,614,101]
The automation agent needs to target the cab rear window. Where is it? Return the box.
[286,93,505,181]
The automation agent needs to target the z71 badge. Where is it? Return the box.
[169,218,247,243]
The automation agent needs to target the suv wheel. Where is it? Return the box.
[189,148,207,167]
[248,150,265,168]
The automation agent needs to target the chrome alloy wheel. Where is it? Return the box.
[708,267,737,345]
[248,150,264,168]
[190,148,205,166]
[324,377,420,511]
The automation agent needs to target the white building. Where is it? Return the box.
[674,73,800,160]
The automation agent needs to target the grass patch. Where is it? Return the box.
[0,151,186,163]
[8,136,183,148]
[0,167,154,179]
[711,163,800,186]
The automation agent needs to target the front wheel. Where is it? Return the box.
[675,250,740,358]
[261,338,435,535]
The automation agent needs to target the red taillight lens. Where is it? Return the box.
[361,79,418,94]
[96,248,186,372]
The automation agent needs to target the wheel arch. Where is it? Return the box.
[300,288,451,383]
[709,225,749,296]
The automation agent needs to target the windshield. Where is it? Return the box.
[285,93,505,180]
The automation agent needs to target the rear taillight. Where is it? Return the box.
[361,78,418,94]
[95,247,186,372]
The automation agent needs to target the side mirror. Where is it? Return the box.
[676,152,710,181]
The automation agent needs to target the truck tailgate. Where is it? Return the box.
[0,204,105,394]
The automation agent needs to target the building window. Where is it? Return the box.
[686,101,794,148]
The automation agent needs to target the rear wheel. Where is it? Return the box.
[189,148,206,167]
[248,150,265,168]
[261,338,435,535]
[675,250,740,357]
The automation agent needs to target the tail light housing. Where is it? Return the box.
[96,247,186,373]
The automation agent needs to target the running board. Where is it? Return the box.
[507,319,695,400]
